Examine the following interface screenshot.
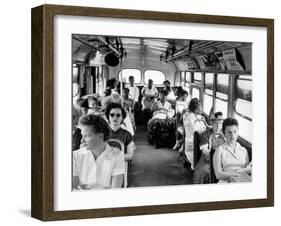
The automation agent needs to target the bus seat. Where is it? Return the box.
[193,131,203,168]
[210,148,218,183]
[108,139,128,188]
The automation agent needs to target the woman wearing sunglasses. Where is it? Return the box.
[105,102,134,161]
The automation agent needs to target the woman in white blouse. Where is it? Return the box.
[213,118,251,183]
[73,114,125,190]
[182,98,206,170]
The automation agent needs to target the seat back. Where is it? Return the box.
[107,139,128,188]
[210,148,219,183]
[193,131,203,168]
[108,139,125,153]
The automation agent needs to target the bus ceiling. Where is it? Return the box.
[72,35,252,75]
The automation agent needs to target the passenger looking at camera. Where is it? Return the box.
[106,103,134,161]
[126,75,140,103]
[193,112,224,184]
[213,118,252,183]
[150,89,172,114]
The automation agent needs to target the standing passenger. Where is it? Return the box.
[126,76,140,103]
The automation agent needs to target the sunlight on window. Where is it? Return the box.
[215,98,227,117]
[205,73,213,85]
[203,94,213,115]
[194,72,202,81]
[235,114,253,143]
[217,74,229,86]
[119,69,141,83]
[144,70,166,84]
[192,87,200,100]
[236,98,252,118]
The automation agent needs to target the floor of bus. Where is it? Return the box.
[127,126,193,187]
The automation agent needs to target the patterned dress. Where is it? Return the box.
[193,129,225,183]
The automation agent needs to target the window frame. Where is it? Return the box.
[143,69,166,85]
[118,68,142,84]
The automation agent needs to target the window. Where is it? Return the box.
[203,93,213,115]
[217,74,229,86]
[234,114,253,143]
[215,98,228,118]
[192,87,200,100]
[194,72,202,82]
[205,73,213,85]
[216,74,229,94]
[73,64,79,83]
[235,76,253,143]
[144,70,166,84]
[236,98,252,119]
[237,76,252,101]
[180,71,185,85]
[184,72,191,91]
[119,69,141,84]
[185,72,191,83]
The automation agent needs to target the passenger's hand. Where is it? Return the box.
[229,172,241,182]
[202,153,210,161]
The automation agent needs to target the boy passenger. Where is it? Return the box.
[126,75,140,103]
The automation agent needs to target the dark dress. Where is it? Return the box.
[110,128,133,154]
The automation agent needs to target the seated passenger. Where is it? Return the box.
[147,90,176,148]
[213,118,252,183]
[72,106,82,151]
[73,114,125,190]
[193,112,224,184]
[182,98,206,170]
[123,88,136,133]
[150,89,174,118]
[75,98,89,116]
[163,80,176,102]
[105,103,134,161]
[123,88,135,112]
[87,96,102,115]
[175,88,189,115]
[173,88,189,151]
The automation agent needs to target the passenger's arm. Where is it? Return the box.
[141,87,146,97]
[72,176,80,189]
[125,141,134,161]
[111,174,124,188]
[135,87,140,102]
[213,147,240,181]
[150,102,158,112]
[72,152,80,189]
[111,151,126,188]
[154,88,159,98]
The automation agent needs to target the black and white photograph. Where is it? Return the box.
[71,34,253,190]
